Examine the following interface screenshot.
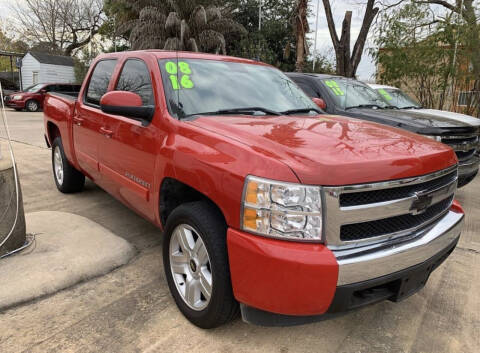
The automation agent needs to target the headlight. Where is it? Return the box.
[423,135,442,142]
[13,95,22,100]
[241,176,323,242]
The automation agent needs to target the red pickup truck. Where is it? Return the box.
[43,51,464,328]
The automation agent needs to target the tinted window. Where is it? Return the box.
[296,81,319,98]
[50,85,70,92]
[116,59,153,105]
[44,85,57,92]
[59,85,73,92]
[85,60,117,105]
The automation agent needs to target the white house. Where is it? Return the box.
[21,52,75,88]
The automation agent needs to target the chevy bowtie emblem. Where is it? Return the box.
[410,192,433,215]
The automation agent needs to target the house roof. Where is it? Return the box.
[27,52,74,67]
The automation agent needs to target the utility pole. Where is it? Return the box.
[113,15,117,52]
[258,0,262,31]
[313,0,320,71]
[257,0,263,61]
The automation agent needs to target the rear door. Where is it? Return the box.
[98,57,158,220]
[74,59,117,181]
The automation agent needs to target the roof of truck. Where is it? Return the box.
[95,50,272,67]
[368,83,398,90]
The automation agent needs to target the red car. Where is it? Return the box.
[43,51,464,328]
[5,83,80,112]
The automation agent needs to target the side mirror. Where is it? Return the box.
[100,91,154,124]
[312,97,326,110]
[40,89,47,94]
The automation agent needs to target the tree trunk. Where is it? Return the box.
[323,0,378,77]
[336,11,352,76]
[294,0,309,72]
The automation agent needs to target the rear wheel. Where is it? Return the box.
[163,201,238,328]
[25,99,39,112]
[52,137,85,193]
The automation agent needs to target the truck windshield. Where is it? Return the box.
[158,59,318,119]
[24,84,44,93]
[376,88,422,109]
[320,78,391,110]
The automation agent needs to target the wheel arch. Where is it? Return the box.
[46,121,61,146]
[159,177,227,229]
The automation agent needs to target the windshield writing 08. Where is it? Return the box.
[321,79,391,110]
[158,59,317,119]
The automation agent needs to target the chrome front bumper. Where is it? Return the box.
[458,155,479,178]
[333,210,464,285]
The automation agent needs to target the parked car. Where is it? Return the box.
[5,83,81,112]
[368,83,480,125]
[287,73,480,187]
[44,51,464,328]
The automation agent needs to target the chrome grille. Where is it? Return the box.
[323,165,458,249]
[441,134,478,161]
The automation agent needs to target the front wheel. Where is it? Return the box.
[163,201,238,328]
[25,99,39,112]
[52,137,85,193]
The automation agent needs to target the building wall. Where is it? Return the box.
[39,63,75,84]
[20,53,40,88]
[21,53,75,89]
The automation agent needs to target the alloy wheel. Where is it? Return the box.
[169,224,213,311]
[53,146,64,185]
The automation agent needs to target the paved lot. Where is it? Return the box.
[0,109,479,353]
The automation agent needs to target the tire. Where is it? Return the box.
[163,201,239,328]
[51,137,85,193]
[25,99,39,112]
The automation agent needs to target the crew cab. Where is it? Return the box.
[287,73,480,187]
[44,51,464,328]
[5,83,81,112]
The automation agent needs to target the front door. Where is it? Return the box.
[73,59,117,182]
[98,58,158,221]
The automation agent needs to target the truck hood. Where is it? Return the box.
[346,107,477,134]
[188,114,457,185]
[407,108,480,127]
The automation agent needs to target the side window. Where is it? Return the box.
[44,85,57,92]
[60,85,72,92]
[116,59,154,105]
[296,81,320,98]
[85,59,117,106]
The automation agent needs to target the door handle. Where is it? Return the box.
[73,116,84,126]
[100,127,113,138]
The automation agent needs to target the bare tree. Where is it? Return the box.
[322,0,379,77]
[11,0,104,56]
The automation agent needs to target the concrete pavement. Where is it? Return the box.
[0,109,479,353]
[0,211,135,310]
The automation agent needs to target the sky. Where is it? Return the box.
[1,0,377,81]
